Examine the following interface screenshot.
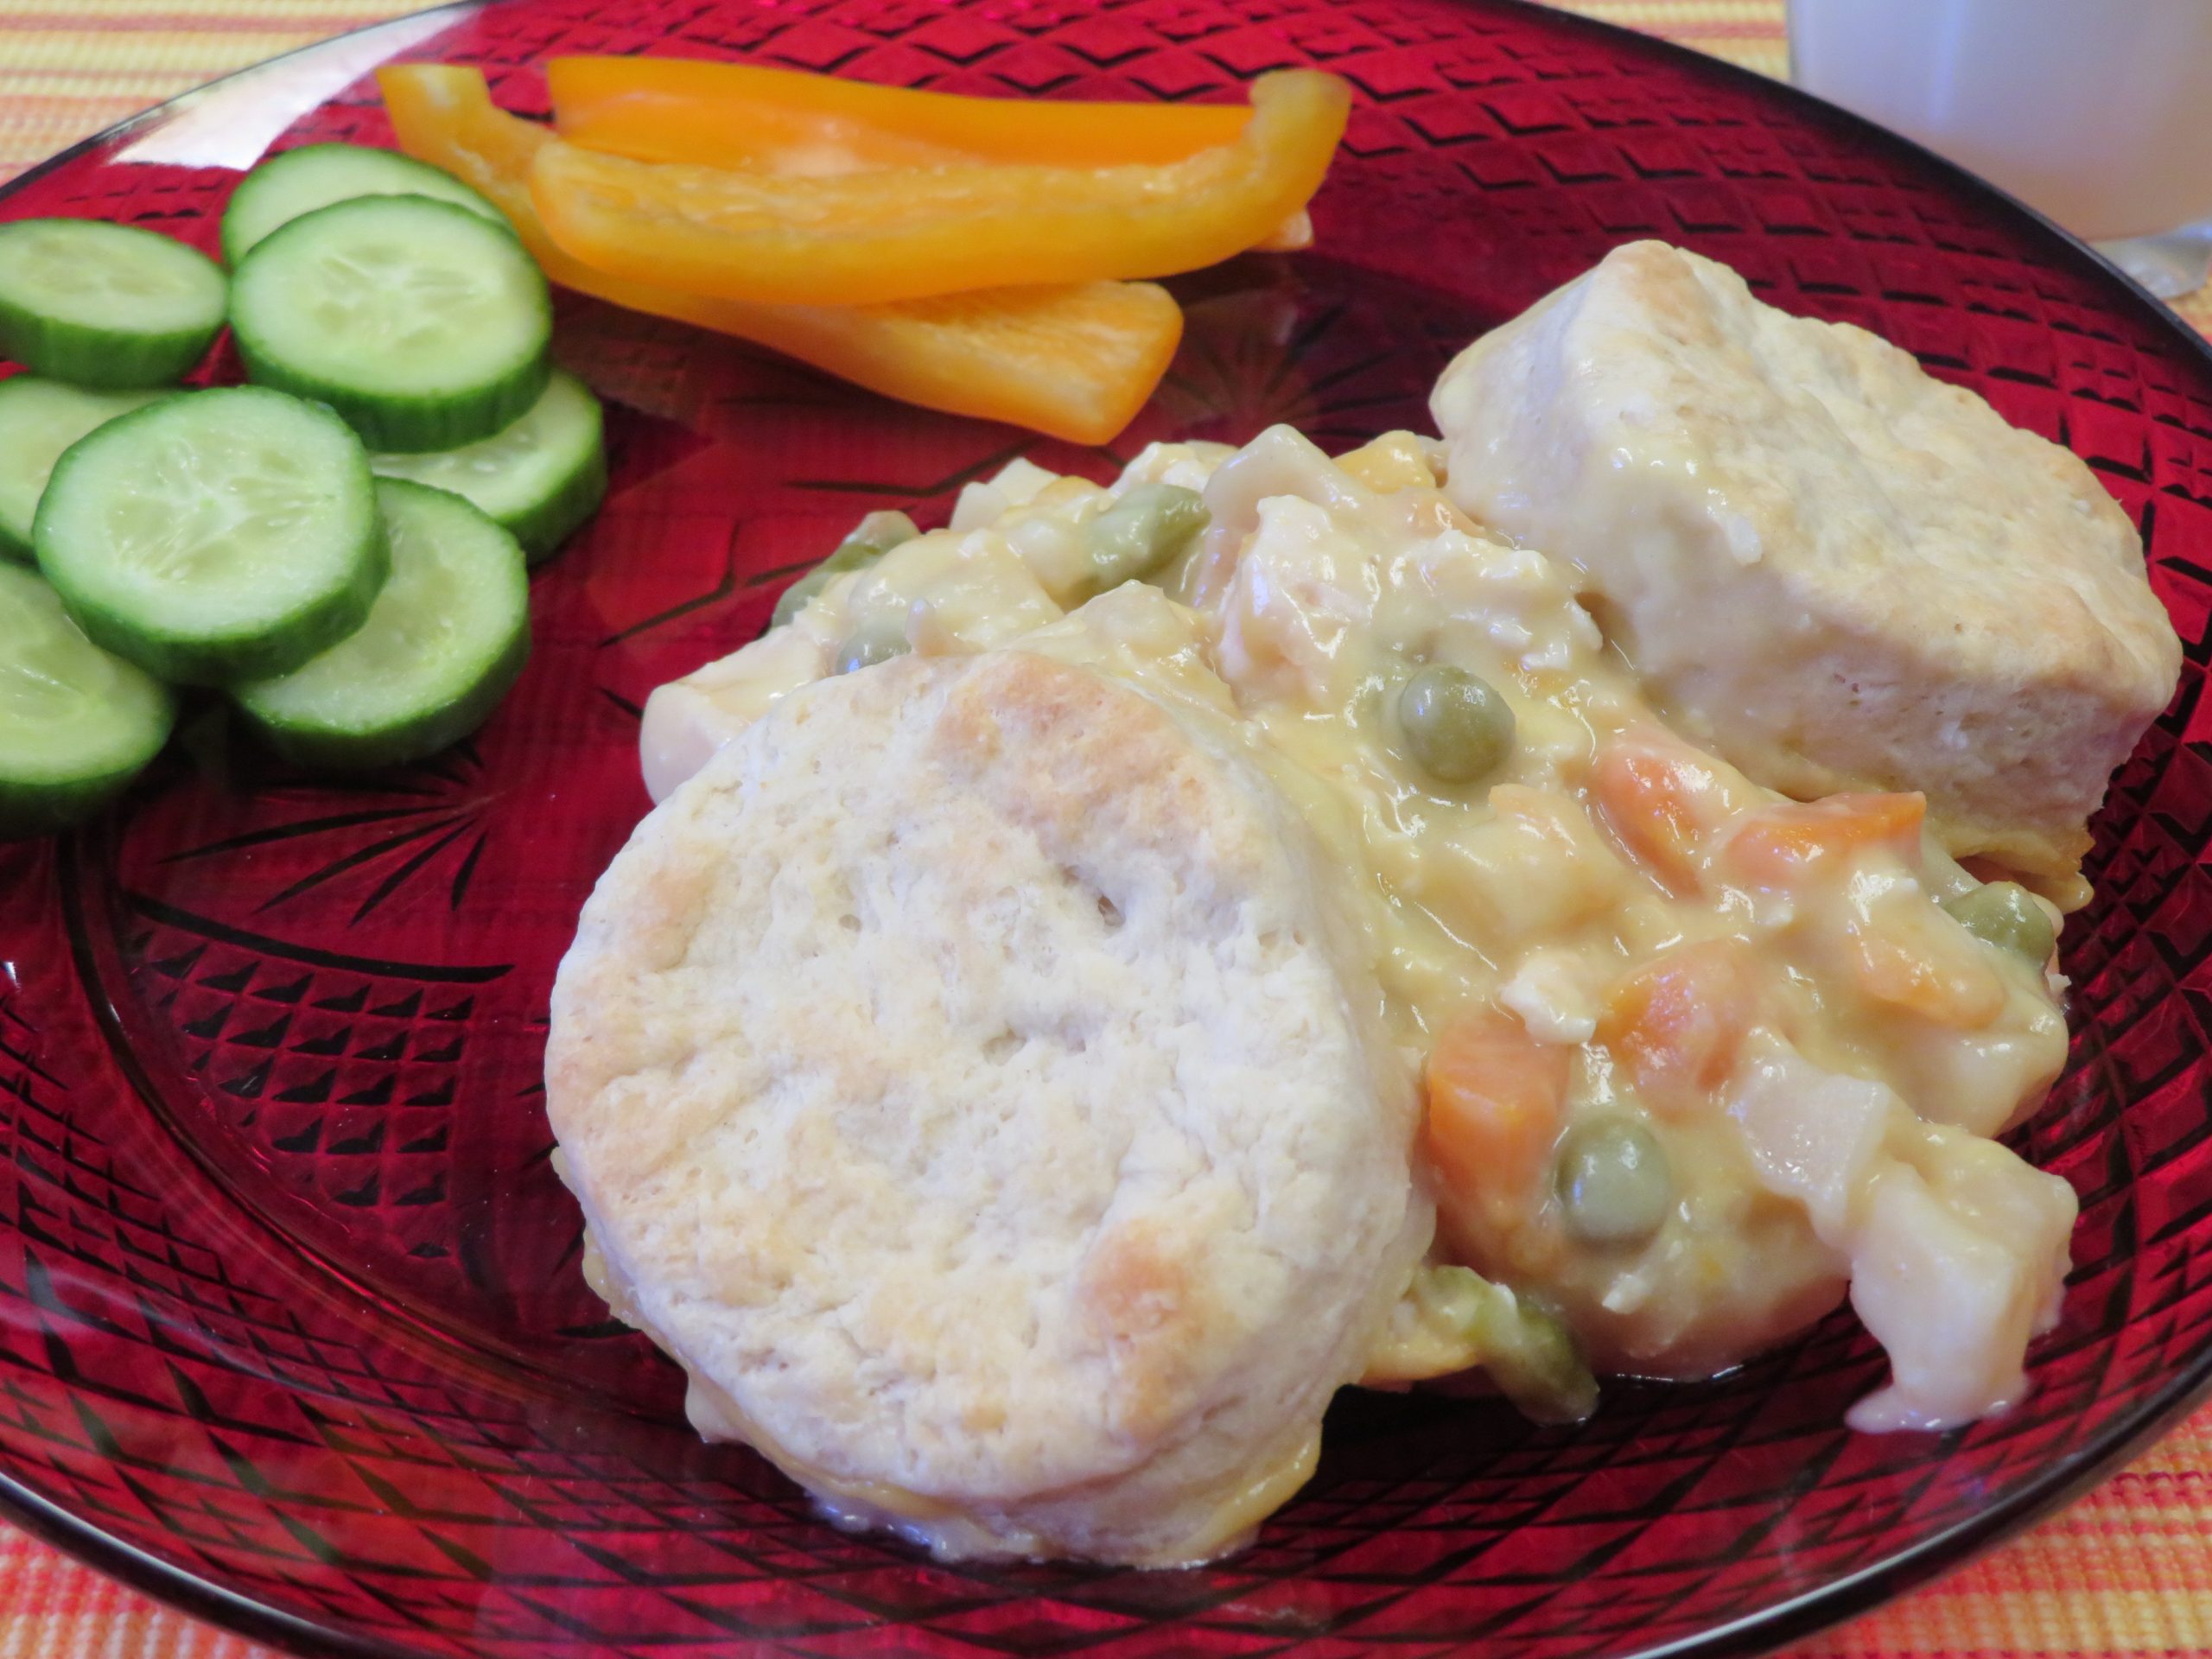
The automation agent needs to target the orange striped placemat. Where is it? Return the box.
[3,4,2209,1656]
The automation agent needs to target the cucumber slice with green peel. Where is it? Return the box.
[0,219,226,389]
[0,378,168,562]
[231,194,551,452]
[371,369,606,563]
[235,480,530,770]
[34,386,387,686]
[0,563,175,839]
[221,142,504,266]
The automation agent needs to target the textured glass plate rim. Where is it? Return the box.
[3,3,2210,1656]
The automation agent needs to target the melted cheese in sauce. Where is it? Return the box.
[639,427,2076,1433]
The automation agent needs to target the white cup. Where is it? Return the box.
[1789,0,2212,243]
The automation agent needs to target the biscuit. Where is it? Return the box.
[548,646,1429,1566]
[1433,240,2180,899]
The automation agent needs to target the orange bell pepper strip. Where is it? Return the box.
[546,55,1255,170]
[525,68,1351,308]
[375,66,1181,446]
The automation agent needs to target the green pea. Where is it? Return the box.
[1398,664,1515,784]
[772,510,919,628]
[1943,880,2056,964]
[1555,1115,1672,1247]
[1083,483,1209,594]
[835,613,908,676]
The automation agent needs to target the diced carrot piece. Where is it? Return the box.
[1423,1009,1573,1236]
[1727,792,1924,887]
[1848,918,2006,1029]
[547,55,1255,170]
[376,66,1181,445]
[1597,938,1759,1107]
[1588,739,1727,893]
[525,69,1350,308]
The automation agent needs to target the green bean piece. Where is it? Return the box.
[835,613,908,676]
[772,509,919,629]
[1083,483,1209,594]
[1942,880,2056,964]
[1398,664,1515,784]
[1425,1267,1598,1424]
[1555,1115,1673,1247]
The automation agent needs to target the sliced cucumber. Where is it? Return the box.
[0,378,168,562]
[0,218,226,388]
[33,386,386,686]
[231,194,550,452]
[0,563,175,838]
[234,480,529,769]
[221,142,505,266]
[371,369,605,563]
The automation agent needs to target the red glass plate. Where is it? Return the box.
[3,2,2211,1655]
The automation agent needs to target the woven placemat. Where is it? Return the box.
[1,3,2206,1655]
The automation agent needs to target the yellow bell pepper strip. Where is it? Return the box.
[546,54,1255,170]
[375,67,1182,445]
[525,68,1351,308]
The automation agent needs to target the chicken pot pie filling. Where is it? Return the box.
[640,423,2079,1434]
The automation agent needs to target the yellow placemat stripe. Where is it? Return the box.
[1543,0,1787,74]
[0,5,423,173]
[0,1526,265,1659]
[0,30,365,73]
